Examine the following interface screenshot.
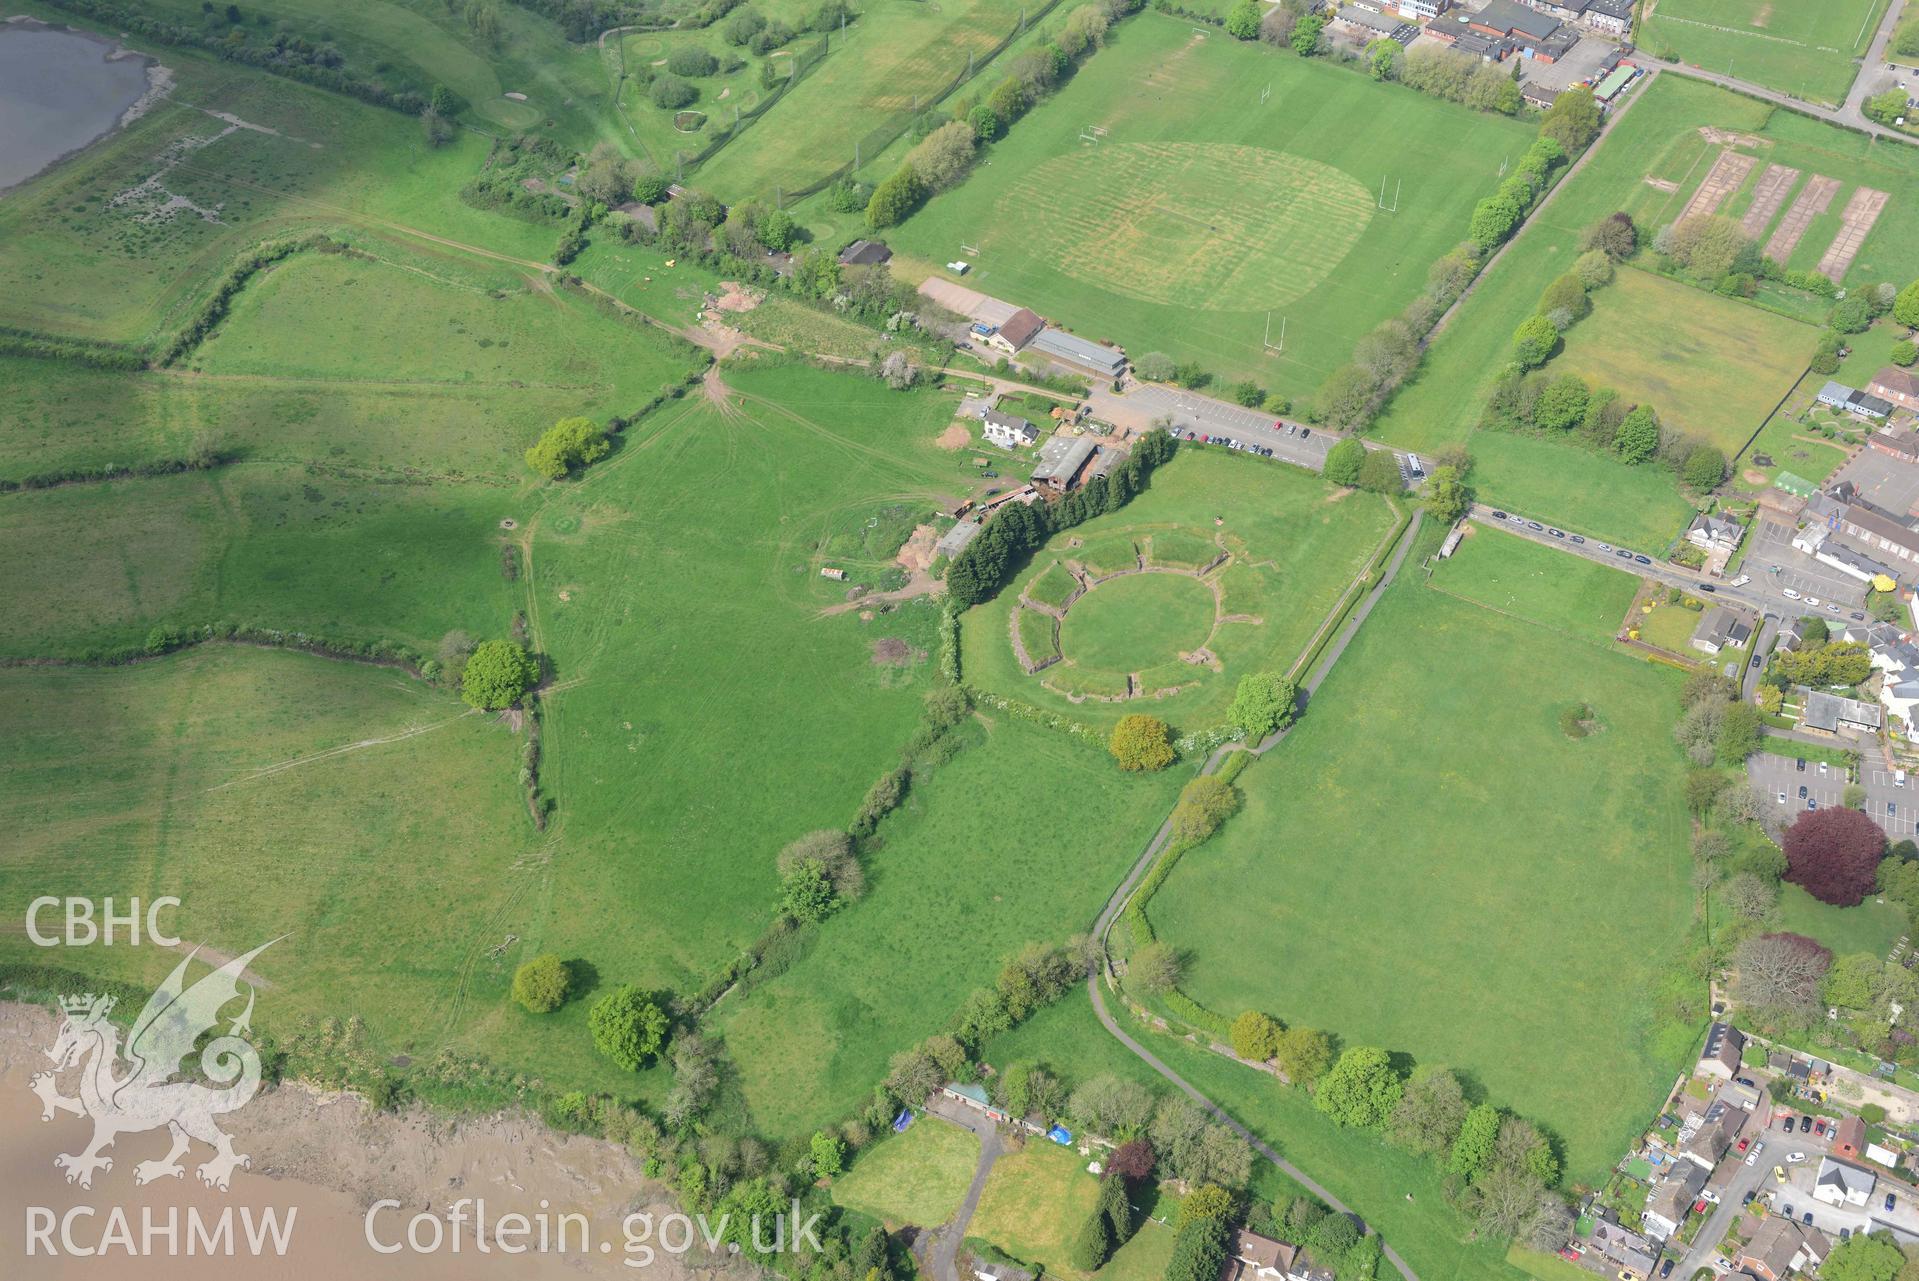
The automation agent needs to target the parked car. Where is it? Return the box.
[1299,428,1310,439]
[1571,535,1586,545]
[1797,758,1807,772]
[1746,1149,1760,1166]
[1743,1191,1757,1206]
[1809,798,1819,811]
[1491,510,1508,520]
[1548,527,1565,538]
[1787,1151,1807,1163]
[1659,1262,1674,1280]
[1751,654,1763,668]
[1783,588,1803,600]
[1799,786,1808,799]
[1814,1119,1827,1136]
[1598,543,1614,552]
[1841,1228,1852,1241]
[1853,611,1867,621]
[1778,792,1788,804]
[1799,1115,1813,1133]
[1737,1137,1750,1153]
[1635,555,1652,564]
[1887,1193,1897,1212]
[1808,597,1822,607]
[1819,762,1828,774]
[1699,584,1718,593]
[1527,521,1544,531]
[1774,1165,1788,1182]
[1828,603,1842,613]
[1615,549,1634,560]
[1804,1212,1814,1225]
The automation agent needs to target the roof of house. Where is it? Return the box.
[1693,606,1755,649]
[1859,392,1897,417]
[1031,436,1098,486]
[1740,1216,1811,1277]
[1821,380,1861,403]
[1803,690,1885,733]
[1870,366,1919,399]
[1522,82,1561,107]
[1833,1114,1867,1150]
[1646,1162,1708,1222]
[1474,0,1562,40]
[1028,327,1125,375]
[1816,1156,1876,1198]
[998,308,1045,350]
[982,408,1037,435]
[1590,1222,1654,1264]
[1821,536,1900,582]
[1701,1021,1744,1073]
[838,239,892,266]
[1682,1102,1747,1164]
[1230,1230,1299,1274]
[1690,513,1743,542]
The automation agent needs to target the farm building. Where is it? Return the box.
[1027,327,1126,379]
[981,409,1040,450]
[985,308,1045,356]
[837,240,892,266]
[1870,367,1919,413]
[1819,380,1893,419]
[936,520,983,559]
[1801,691,1883,739]
[1031,436,1099,492]
[1690,606,1754,656]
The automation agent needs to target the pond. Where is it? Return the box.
[0,25,151,192]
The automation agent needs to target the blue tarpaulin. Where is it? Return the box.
[1047,1126,1072,1145]
[893,1110,914,1133]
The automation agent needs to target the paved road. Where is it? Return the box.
[1674,1124,1798,1277]
[1086,514,1427,1281]
[1468,505,1870,630]
[1743,614,1780,701]
[923,1097,1007,1281]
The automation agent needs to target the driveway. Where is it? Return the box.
[922,1098,1006,1281]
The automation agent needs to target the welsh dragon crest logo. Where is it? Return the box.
[30,939,279,1192]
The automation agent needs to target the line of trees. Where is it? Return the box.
[945,427,1177,607]
[158,234,348,366]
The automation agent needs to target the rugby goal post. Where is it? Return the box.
[1263,313,1286,357]
[1078,124,1107,146]
[1377,176,1401,213]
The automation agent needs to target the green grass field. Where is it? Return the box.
[1560,269,1817,457]
[969,1138,1176,1281]
[885,14,1534,398]
[1146,527,1694,1183]
[691,0,1026,200]
[833,1117,981,1226]
[1640,0,1888,106]
[1374,74,1919,539]
[1770,884,1908,958]
[711,713,1182,1138]
[963,449,1396,732]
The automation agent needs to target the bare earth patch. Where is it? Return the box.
[936,422,972,450]
[714,280,762,312]
[870,637,919,666]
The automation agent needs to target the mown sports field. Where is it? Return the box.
[1639,0,1889,106]
[885,14,1535,399]
[1144,527,1695,1183]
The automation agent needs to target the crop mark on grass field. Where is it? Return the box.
[1001,142,1373,311]
[1740,162,1799,237]
[1678,148,1755,221]
[1764,173,1839,263]
[1818,186,1889,282]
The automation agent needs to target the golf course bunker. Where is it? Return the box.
[1000,141,1374,311]
[1057,570,1220,683]
[0,24,152,192]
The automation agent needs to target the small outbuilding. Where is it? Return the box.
[837,239,892,266]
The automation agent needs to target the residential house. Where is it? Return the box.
[1691,606,1756,656]
[1801,691,1884,739]
[973,1263,1035,1281]
[981,409,1040,451]
[1820,380,1894,420]
[1643,1162,1708,1239]
[1697,1021,1746,1081]
[1813,1156,1876,1207]
[1833,1115,1867,1161]
[1521,82,1560,109]
[1737,1216,1830,1281]
[1589,1223,1656,1279]
[937,1082,1012,1123]
[1026,327,1126,379]
[985,309,1045,357]
[1031,436,1098,493]
[1869,367,1919,413]
[1680,1101,1748,1170]
[1872,427,1919,465]
[837,239,892,267]
[1687,512,1745,554]
[1216,1231,1332,1281]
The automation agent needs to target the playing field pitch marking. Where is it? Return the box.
[1818,186,1889,282]
[1765,173,1839,263]
[1679,149,1756,221]
[1740,163,1799,238]
[993,142,1373,311]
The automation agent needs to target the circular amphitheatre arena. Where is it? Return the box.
[1011,530,1253,703]
[995,141,1375,311]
